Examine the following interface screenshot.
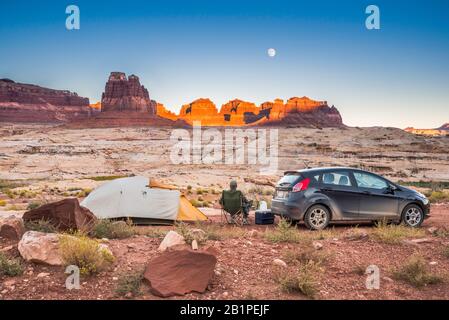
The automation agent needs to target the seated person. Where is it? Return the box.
[219,180,250,224]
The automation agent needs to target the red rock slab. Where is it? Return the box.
[22,198,96,232]
[144,249,217,297]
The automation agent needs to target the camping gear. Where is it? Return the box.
[255,201,274,225]
[220,190,245,226]
[80,176,207,223]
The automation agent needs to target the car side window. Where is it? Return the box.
[353,172,388,190]
[322,171,352,187]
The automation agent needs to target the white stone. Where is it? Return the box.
[158,230,185,251]
[18,231,63,266]
[273,258,287,268]
[191,239,199,250]
[312,241,323,250]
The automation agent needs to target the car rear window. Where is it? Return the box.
[278,173,302,186]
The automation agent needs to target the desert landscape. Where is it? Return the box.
[1,121,449,300]
[1,67,449,301]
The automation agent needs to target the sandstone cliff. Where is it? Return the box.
[0,79,91,123]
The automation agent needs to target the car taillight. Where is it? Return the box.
[292,178,310,192]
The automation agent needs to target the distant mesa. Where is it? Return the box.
[101,72,156,114]
[0,78,91,123]
[404,123,449,136]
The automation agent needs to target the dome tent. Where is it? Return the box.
[81,176,207,223]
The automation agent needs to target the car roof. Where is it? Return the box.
[286,167,359,175]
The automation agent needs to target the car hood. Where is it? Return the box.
[400,186,427,199]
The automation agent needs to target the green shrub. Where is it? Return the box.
[0,200,6,207]
[91,219,136,239]
[115,271,144,298]
[26,201,41,210]
[25,218,57,233]
[264,218,299,243]
[85,175,127,181]
[273,261,319,298]
[59,233,115,276]
[189,199,202,207]
[371,220,425,244]
[393,254,443,287]
[0,253,24,277]
[426,191,449,203]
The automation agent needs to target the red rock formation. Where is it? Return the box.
[156,103,178,121]
[159,96,344,127]
[101,72,155,114]
[219,99,259,126]
[0,79,91,123]
[178,98,225,126]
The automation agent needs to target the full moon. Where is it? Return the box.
[267,48,276,57]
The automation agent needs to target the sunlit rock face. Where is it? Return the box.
[404,123,449,136]
[159,96,344,127]
[219,99,259,126]
[156,103,178,121]
[101,72,155,114]
[179,98,225,126]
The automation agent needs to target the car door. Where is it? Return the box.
[353,171,400,219]
[318,170,360,219]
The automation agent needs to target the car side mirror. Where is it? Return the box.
[384,185,396,194]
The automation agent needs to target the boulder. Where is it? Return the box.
[0,216,25,240]
[158,231,185,251]
[144,249,217,297]
[22,198,96,232]
[18,231,62,266]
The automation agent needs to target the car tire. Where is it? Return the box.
[401,204,424,228]
[304,205,331,230]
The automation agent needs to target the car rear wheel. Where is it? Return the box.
[304,205,330,230]
[401,204,424,228]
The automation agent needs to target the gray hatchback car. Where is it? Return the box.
[271,167,430,230]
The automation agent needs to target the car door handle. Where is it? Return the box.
[362,191,372,195]
[321,187,333,191]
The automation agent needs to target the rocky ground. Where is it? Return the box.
[1,204,449,300]
[1,123,449,300]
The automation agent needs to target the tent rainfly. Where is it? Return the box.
[80,176,207,223]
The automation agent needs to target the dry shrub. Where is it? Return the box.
[393,254,443,288]
[59,233,114,276]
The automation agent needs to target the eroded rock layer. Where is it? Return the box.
[0,79,91,123]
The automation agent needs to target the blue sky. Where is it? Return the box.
[1,0,448,128]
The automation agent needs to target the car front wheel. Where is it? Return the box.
[304,205,330,230]
[401,204,424,228]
